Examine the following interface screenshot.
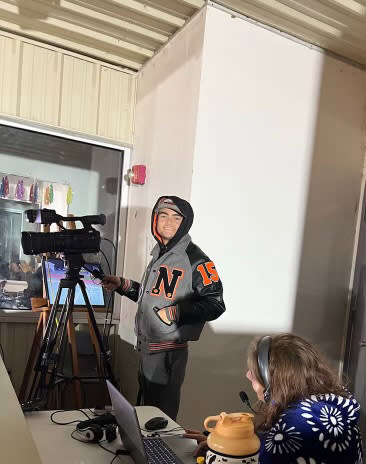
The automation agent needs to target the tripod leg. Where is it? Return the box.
[67,312,82,408]
[26,286,64,403]
[86,315,108,409]
[79,281,117,388]
[31,287,74,406]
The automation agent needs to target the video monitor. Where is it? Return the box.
[42,257,105,307]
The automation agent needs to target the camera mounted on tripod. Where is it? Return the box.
[21,208,106,256]
[20,209,116,412]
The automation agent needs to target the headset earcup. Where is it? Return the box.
[105,424,117,442]
[258,335,272,402]
[83,424,104,443]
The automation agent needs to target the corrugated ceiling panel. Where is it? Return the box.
[0,0,365,67]
[0,0,204,70]
[214,0,366,65]
[60,55,100,134]
[19,43,62,125]
[98,66,136,143]
[0,34,20,115]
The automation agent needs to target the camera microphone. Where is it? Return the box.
[239,391,258,413]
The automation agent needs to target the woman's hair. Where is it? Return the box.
[247,333,346,430]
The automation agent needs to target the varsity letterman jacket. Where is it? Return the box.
[117,196,226,354]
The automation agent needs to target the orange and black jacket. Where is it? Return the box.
[117,196,226,353]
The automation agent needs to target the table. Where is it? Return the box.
[0,356,41,463]
[26,406,198,464]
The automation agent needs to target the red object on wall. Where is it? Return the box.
[130,165,146,185]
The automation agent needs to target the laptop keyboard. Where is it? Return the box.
[143,437,183,464]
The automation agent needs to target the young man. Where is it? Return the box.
[102,196,225,420]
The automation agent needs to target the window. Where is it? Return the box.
[0,124,124,311]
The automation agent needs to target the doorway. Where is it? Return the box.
[344,178,366,438]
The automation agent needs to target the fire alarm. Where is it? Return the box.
[128,165,146,185]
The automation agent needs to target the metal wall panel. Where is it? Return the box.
[19,43,62,126]
[60,55,100,135]
[0,31,136,145]
[0,35,20,116]
[98,66,136,142]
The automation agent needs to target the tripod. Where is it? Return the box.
[22,254,116,411]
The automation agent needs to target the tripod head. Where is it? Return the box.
[62,254,84,281]
[60,254,105,281]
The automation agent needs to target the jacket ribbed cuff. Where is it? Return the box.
[116,277,132,295]
[165,305,179,322]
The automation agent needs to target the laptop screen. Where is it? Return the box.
[42,257,105,307]
[107,380,147,464]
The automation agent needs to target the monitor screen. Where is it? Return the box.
[42,258,105,307]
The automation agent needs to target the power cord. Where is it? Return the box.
[100,237,118,341]
[99,249,112,275]
[98,441,117,455]
[50,409,91,425]
[141,426,185,438]
[101,237,117,255]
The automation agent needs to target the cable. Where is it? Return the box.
[50,409,90,425]
[140,426,184,433]
[53,410,127,462]
[141,426,185,438]
[100,249,112,275]
[101,237,117,254]
[96,249,115,343]
[98,442,117,455]
[102,292,114,341]
[97,248,113,342]
[71,429,91,443]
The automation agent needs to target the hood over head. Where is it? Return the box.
[151,195,194,253]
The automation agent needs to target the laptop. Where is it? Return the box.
[106,380,184,464]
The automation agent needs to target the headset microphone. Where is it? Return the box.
[239,391,258,413]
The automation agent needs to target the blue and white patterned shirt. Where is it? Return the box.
[259,394,363,464]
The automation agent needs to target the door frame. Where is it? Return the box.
[342,173,366,376]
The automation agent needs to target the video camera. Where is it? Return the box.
[21,209,106,256]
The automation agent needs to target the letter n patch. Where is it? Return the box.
[151,265,184,300]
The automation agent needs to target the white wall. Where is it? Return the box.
[292,58,365,359]
[179,6,365,427]
[119,9,207,346]
[120,4,365,428]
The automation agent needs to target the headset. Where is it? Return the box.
[75,423,117,443]
[257,335,272,403]
[75,415,117,443]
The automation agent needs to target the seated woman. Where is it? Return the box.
[186,333,363,463]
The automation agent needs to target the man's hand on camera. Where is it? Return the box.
[101,275,121,291]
